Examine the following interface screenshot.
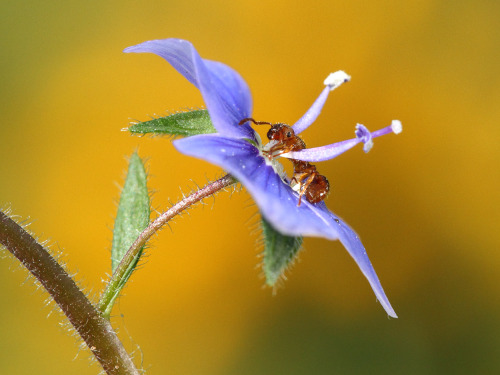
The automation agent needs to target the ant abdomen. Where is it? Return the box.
[304,174,330,203]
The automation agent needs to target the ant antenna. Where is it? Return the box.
[239,118,273,126]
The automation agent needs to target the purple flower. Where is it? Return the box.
[125,38,402,318]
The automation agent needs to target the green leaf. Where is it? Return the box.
[99,152,150,318]
[261,216,303,286]
[128,109,216,136]
[111,152,150,272]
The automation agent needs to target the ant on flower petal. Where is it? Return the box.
[239,118,330,206]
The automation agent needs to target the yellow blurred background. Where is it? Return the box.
[1,0,499,374]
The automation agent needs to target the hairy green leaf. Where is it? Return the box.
[111,152,150,272]
[261,216,303,286]
[99,152,150,318]
[128,109,216,136]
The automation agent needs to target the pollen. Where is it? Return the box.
[391,120,403,134]
[324,71,351,91]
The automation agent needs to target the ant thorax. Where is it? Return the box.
[239,118,330,206]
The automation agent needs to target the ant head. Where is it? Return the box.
[267,123,295,142]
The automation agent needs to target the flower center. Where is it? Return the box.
[242,117,331,206]
[258,139,288,181]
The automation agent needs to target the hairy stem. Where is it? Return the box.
[0,211,140,375]
[98,173,237,317]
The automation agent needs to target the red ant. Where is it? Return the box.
[239,118,330,206]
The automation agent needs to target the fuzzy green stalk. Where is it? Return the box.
[0,211,140,375]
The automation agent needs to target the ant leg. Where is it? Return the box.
[297,172,317,206]
[291,172,308,185]
[270,149,290,157]
[264,144,294,158]
[265,148,286,159]
[238,118,273,126]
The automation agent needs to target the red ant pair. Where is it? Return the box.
[239,118,329,206]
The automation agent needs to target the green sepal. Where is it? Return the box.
[261,216,303,286]
[128,109,216,136]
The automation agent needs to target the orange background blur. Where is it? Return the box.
[1,1,499,374]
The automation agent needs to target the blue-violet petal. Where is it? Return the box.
[173,134,397,318]
[125,38,254,140]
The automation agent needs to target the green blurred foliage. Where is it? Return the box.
[1,0,499,374]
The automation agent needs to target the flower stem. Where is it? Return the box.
[97,173,237,318]
[0,211,140,375]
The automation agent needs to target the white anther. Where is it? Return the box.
[391,120,403,134]
[324,71,351,91]
[363,139,374,153]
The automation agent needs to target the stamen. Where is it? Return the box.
[355,124,373,153]
[371,120,403,138]
[292,70,351,135]
[282,120,403,163]
[323,71,351,91]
